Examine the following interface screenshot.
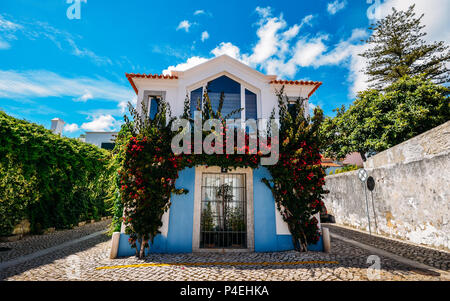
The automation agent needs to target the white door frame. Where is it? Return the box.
[192,166,254,252]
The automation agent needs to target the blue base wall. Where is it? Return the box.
[253,167,323,252]
[117,166,323,257]
[117,168,195,257]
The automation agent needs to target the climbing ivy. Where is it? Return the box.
[0,111,114,236]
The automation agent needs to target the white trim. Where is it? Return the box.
[275,204,291,235]
[240,84,245,121]
[178,55,269,82]
[159,209,170,237]
[192,166,254,252]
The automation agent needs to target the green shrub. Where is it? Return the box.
[0,111,114,236]
[334,164,360,175]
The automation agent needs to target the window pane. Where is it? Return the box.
[288,103,296,117]
[100,143,115,151]
[206,75,241,119]
[149,97,159,119]
[190,87,203,119]
[245,89,257,120]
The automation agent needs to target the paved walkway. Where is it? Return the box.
[324,223,450,271]
[0,219,111,263]
[0,220,446,281]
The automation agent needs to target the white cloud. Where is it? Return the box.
[348,43,371,96]
[0,15,21,50]
[327,0,347,15]
[291,35,329,67]
[163,2,448,98]
[162,8,319,78]
[81,115,122,132]
[64,123,79,133]
[0,38,10,50]
[74,92,94,102]
[211,42,243,61]
[0,69,135,105]
[315,29,368,66]
[255,7,272,19]
[194,10,205,15]
[247,10,287,65]
[0,15,22,31]
[162,56,209,75]
[373,0,450,43]
[176,20,191,32]
[201,31,209,42]
[347,0,450,97]
[0,14,113,65]
[300,14,315,28]
[67,39,112,65]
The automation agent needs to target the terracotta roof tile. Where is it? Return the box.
[125,73,322,97]
[125,73,179,94]
[270,80,322,98]
[321,162,342,167]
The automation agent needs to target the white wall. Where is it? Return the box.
[132,56,314,120]
[85,132,118,148]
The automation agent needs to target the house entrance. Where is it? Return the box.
[200,173,247,249]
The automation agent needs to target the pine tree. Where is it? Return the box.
[360,4,449,89]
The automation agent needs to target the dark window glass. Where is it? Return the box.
[190,87,203,119]
[206,75,241,119]
[245,89,257,120]
[288,103,296,116]
[100,143,115,151]
[149,97,159,119]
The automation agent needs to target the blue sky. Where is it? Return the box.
[0,0,448,137]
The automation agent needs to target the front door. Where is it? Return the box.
[200,173,247,249]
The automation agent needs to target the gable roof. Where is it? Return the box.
[125,55,322,97]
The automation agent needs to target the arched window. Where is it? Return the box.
[189,75,258,121]
[206,75,241,119]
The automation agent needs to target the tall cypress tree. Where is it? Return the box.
[360,5,449,89]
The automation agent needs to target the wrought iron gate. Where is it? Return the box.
[200,173,247,249]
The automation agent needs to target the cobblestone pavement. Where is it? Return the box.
[1,230,446,281]
[0,219,111,263]
[324,224,450,271]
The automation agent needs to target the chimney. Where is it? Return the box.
[51,118,65,135]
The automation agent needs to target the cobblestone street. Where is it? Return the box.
[1,221,448,281]
[324,224,450,271]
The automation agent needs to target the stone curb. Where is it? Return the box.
[330,233,450,280]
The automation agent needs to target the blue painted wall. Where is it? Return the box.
[117,166,322,256]
[117,167,196,257]
[166,167,196,252]
[253,166,323,252]
[253,166,278,252]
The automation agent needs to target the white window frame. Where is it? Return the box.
[186,72,261,121]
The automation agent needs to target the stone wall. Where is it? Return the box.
[323,121,450,251]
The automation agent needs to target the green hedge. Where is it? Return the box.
[0,111,114,236]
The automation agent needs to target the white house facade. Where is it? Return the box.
[116,55,323,256]
[84,132,119,150]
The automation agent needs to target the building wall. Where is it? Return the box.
[133,56,313,121]
[84,132,118,148]
[117,166,324,256]
[323,121,450,251]
[117,168,196,256]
